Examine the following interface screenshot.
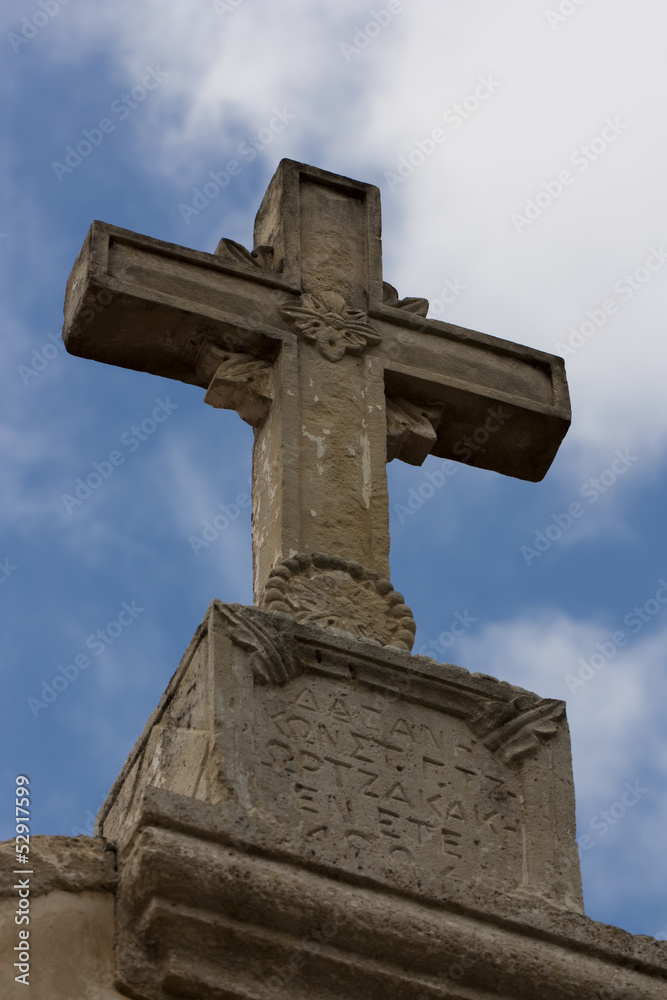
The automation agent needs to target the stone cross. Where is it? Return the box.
[63,159,570,649]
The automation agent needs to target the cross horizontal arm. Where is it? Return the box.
[63,221,291,386]
[373,306,570,482]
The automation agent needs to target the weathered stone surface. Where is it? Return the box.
[0,837,119,999]
[98,601,583,914]
[0,834,116,898]
[3,824,666,999]
[62,159,571,645]
[5,613,663,999]
[0,889,123,1000]
[261,551,416,650]
[111,808,667,1000]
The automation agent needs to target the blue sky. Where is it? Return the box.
[2,0,666,939]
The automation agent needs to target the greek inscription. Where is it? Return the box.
[270,710,288,735]
[485,774,517,802]
[425,791,446,819]
[255,678,524,883]
[376,734,406,753]
[330,697,352,722]
[324,755,353,784]
[407,815,436,844]
[360,704,382,730]
[350,731,376,762]
[390,718,412,741]
[385,781,412,806]
[285,716,312,740]
[294,687,320,713]
[329,794,353,822]
[319,723,342,749]
[389,844,413,860]
[346,828,376,847]
[421,724,446,753]
[478,808,501,833]
[455,763,477,776]
[261,739,294,769]
[305,824,328,840]
[378,806,400,839]
[442,827,463,858]
[299,750,322,772]
[447,801,464,821]
[358,769,380,798]
[486,775,505,798]
[295,783,320,814]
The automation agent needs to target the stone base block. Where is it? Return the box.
[115,789,667,1000]
[98,600,583,912]
[4,606,667,999]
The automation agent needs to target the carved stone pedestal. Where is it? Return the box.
[95,602,667,999]
[100,600,582,909]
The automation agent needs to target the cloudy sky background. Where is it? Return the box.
[2,0,666,938]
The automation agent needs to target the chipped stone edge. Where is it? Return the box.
[0,835,116,899]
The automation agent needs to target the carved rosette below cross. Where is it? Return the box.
[260,552,416,651]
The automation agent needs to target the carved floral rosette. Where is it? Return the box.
[280,290,381,361]
[260,552,416,651]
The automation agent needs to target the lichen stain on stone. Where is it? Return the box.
[302,427,327,459]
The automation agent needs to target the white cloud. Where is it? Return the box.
[457,611,667,768]
[8,0,667,478]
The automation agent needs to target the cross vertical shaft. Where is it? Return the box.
[251,164,393,610]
